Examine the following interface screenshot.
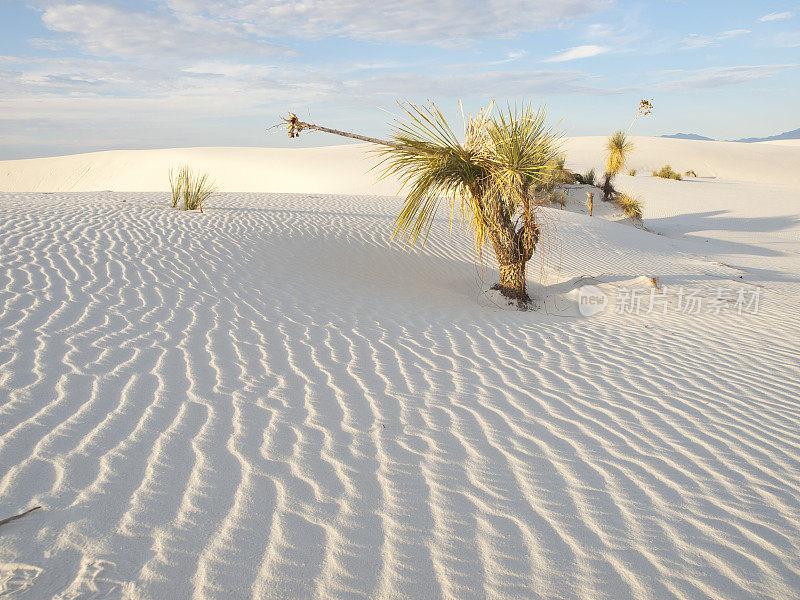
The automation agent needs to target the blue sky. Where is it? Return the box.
[1,0,798,159]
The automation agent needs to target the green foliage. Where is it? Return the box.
[575,168,597,186]
[614,193,644,219]
[169,166,188,208]
[183,170,218,210]
[169,165,218,210]
[652,165,682,180]
[605,130,634,177]
[378,101,561,251]
[628,168,637,176]
[548,154,577,185]
[540,189,564,207]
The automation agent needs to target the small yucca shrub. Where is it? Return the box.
[169,165,218,211]
[685,169,697,177]
[615,193,644,219]
[576,168,597,186]
[628,168,637,176]
[653,165,682,180]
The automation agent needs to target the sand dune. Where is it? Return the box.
[0,146,396,195]
[563,136,800,185]
[2,136,799,194]
[1,139,800,599]
[756,139,800,147]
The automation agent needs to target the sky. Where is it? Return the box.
[0,0,798,159]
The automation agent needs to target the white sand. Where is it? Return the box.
[0,146,397,196]
[756,139,800,147]
[2,136,799,193]
[1,139,799,599]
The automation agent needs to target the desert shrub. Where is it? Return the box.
[628,168,637,176]
[614,193,644,219]
[168,166,189,208]
[550,154,577,185]
[653,165,682,180]
[685,169,697,177]
[183,170,218,211]
[541,189,566,207]
[576,168,597,186]
[169,165,218,211]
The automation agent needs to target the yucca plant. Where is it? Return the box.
[614,193,644,219]
[602,130,634,200]
[280,102,562,304]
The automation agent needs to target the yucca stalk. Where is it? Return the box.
[602,130,634,201]
[625,98,654,136]
[280,102,561,304]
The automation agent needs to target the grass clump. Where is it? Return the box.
[575,168,597,186]
[168,165,218,211]
[169,166,187,208]
[628,168,637,176]
[549,154,577,185]
[614,192,644,219]
[541,189,565,207]
[652,165,682,180]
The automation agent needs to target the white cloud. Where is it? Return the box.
[543,45,610,62]
[348,69,613,99]
[584,13,649,48]
[163,0,612,46]
[2,0,618,151]
[38,2,286,60]
[721,29,751,37]
[658,64,797,90]
[0,52,611,126]
[31,0,613,59]
[759,11,793,22]
[774,31,800,47]
[681,29,750,49]
[0,51,617,157]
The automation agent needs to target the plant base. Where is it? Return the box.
[493,262,530,308]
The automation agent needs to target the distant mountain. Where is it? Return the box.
[659,128,800,143]
[731,127,800,143]
[660,133,715,141]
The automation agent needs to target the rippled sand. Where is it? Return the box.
[1,142,799,599]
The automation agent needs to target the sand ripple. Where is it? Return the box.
[1,192,799,599]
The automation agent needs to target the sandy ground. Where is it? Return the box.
[756,139,800,147]
[2,137,799,193]
[0,139,799,599]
